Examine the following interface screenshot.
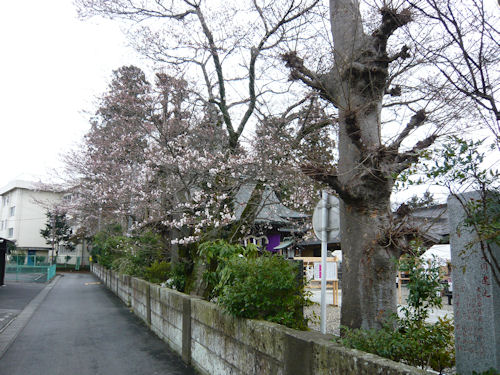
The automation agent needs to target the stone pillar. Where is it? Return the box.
[448,192,500,374]
[284,331,314,375]
[182,297,192,364]
[146,283,151,326]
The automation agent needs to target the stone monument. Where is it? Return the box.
[448,191,499,374]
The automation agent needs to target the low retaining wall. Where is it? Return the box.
[92,264,427,375]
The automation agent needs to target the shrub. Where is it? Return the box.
[144,261,171,284]
[111,253,146,277]
[399,254,443,325]
[197,240,258,299]
[164,260,191,292]
[91,228,127,268]
[91,227,164,276]
[340,317,454,372]
[217,254,311,330]
[339,254,455,373]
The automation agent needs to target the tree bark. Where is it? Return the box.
[338,107,398,329]
[339,200,398,329]
[282,0,420,330]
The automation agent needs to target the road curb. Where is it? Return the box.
[0,275,61,359]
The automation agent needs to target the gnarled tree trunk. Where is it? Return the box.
[284,0,436,329]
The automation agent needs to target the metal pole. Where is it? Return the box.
[320,190,328,334]
[51,214,55,265]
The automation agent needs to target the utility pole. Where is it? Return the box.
[51,214,56,265]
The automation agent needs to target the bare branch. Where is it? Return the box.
[389,109,427,151]
[393,133,438,175]
[300,163,355,203]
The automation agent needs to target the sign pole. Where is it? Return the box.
[320,190,328,334]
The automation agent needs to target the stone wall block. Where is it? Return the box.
[255,351,283,375]
[191,341,237,375]
[238,320,285,363]
[311,340,427,375]
[223,336,257,374]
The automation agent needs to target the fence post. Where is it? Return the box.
[146,283,151,326]
[284,332,312,375]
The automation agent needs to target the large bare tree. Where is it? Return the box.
[283,0,466,329]
[75,0,322,151]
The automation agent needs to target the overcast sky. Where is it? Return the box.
[1,1,496,204]
[0,0,145,188]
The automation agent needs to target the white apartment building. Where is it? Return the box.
[0,180,62,257]
[0,180,91,266]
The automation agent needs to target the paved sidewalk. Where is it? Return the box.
[0,273,196,375]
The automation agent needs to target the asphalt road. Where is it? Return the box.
[0,282,45,332]
[0,273,196,375]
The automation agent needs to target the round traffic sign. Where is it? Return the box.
[312,194,340,241]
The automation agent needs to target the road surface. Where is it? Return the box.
[0,273,196,375]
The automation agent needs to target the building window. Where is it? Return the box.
[9,206,15,216]
[3,196,9,206]
[8,227,13,238]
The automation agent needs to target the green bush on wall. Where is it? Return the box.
[198,239,258,299]
[340,316,454,372]
[217,254,311,330]
[144,261,171,284]
[91,226,165,277]
[339,254,455,373]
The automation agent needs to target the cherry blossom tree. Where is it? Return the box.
[62,66,152,233]
[62,66,268,265]
[71,1,333,259]
[250,93,337,214]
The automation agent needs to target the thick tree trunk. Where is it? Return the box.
[286,0,422,330]
[338,106,398,330]
[329,0,406,330]
[340,201,397,329]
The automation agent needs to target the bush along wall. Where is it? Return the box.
[92,263,430,375]
[339,254,455,374]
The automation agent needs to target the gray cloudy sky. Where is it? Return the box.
[0,0,144,187]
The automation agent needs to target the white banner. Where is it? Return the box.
[313,262,338,280]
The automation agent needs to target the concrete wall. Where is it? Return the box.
[92,264,428,375]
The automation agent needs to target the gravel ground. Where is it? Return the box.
[305,286,454,336]
[305,303,341,335]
